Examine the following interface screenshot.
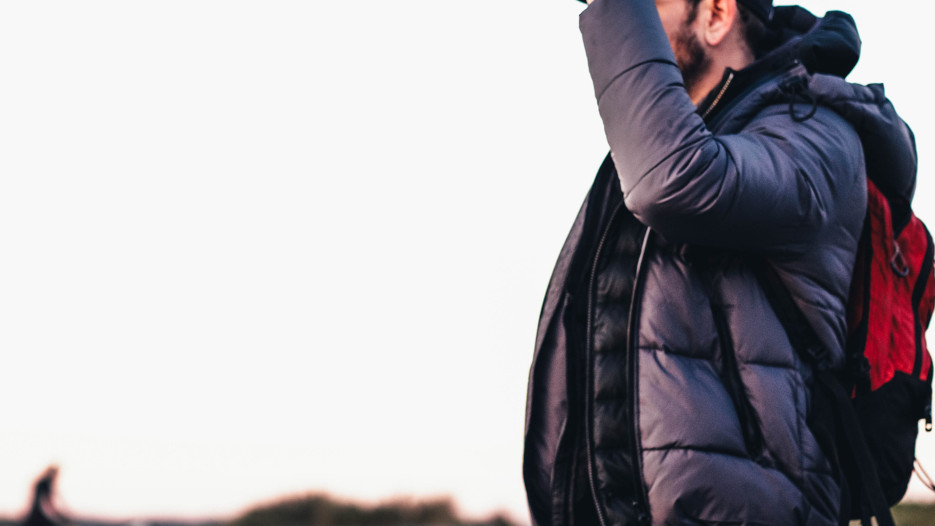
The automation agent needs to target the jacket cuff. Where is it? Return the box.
[579,0,677,100]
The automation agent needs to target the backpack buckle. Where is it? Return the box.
[891,242,910,277]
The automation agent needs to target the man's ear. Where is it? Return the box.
[702,0,739,47]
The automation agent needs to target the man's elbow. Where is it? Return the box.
[622,188,697,240]
[620,168,725,237]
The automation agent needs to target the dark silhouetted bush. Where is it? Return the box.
[227,493,514,526]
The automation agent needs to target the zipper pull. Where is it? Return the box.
[925,406,932,432]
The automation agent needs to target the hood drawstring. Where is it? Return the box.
[780,76,820,122]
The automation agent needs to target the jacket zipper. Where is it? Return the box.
[584,203,652,526]
[698,75,765,460]
[709,292,766,461]
[584,201,624,526]
[626,227,653,524]
[700,71,735,121]
[580,68,737,526]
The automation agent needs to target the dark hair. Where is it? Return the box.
[687,0,703,22]
[685,0,771,58]
[737,3,771,58]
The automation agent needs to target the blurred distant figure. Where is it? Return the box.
[22,466,67,526]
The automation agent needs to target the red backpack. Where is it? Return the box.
[842,178,935,514]
[760,177,935,526]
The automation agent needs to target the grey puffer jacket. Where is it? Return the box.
[524,2,917,525]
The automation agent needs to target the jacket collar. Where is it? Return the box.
[696,7,861,122]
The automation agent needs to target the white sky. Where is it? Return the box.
[1,1,933,524]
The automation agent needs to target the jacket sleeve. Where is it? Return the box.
[580,0,862,253]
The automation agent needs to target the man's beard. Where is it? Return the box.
[673,22,710,96]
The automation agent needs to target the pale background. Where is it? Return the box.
[1,1,933,524]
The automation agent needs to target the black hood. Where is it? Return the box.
[762,7,916,211]
[762,6,861,78]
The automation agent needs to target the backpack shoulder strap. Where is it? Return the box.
[755,262,831,369]
[754,261,895,526]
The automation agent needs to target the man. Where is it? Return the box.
[524,0,917,524]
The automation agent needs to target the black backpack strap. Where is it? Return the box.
[817,369,895,526]
[756,261,832,369]
[755,260,895,526]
